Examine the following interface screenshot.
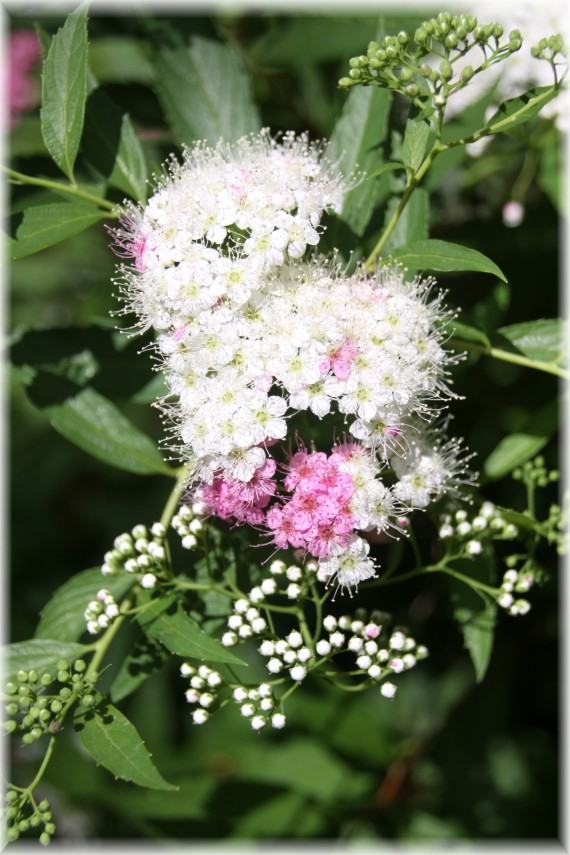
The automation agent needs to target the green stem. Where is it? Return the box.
[3,166,118,213]
[448,337,568,379]
[159,464,193,530]
[24,736,57,794]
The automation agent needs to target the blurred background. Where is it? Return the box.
[6,5,561,844]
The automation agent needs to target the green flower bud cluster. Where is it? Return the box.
[1,791,55,846]
[2,659,97,745]
[339,11,526,115]
[513,456,559,489]
[530,34,567,63]
[100,521,168,586]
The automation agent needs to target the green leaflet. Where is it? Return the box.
[40,3,89,180]
[39,385,172,476]
[152,37,261,146]
[73,695,177,791]
[328,86,391,237]
[137,595,246,665]
[3,640,88,684]
[483,86,559,136]
[496,319,566,364]
[483,399,559,481]
[387,239,507,282]
[9,202,105,260]
[35,568,135,643]
[82,88,148,202]
[402,118,431,172]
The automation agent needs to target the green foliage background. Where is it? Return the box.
[7,6,560,844]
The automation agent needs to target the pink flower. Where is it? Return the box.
[5,30,41,129]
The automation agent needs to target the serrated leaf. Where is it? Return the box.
[454,599,497,683]
[9,202,105,260]
[483,399,558,481]
[40,4,88,180]
[152,37,261,146]
[402,118,431,172]
[2,640,87,684]
[483,86,559,136]
[82,89,148,202]
[137,595,245,665]
[110,632,169,703]
[328,86,392,237]
[88,36,155,84]
[387,239,507,282]
[496,319,566,364]
[73,696,177,791]
[40,385,172,475]
[35,568,135,642]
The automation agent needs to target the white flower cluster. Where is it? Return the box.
[439,501,519,555]
[258,629,314,680]
[84,588,120,636]
[446,0,569,135]
[181,662,223,725]
[114,129,474,593]
[233,683,286,731]
[497,568,534,615]
[100,522,168,590]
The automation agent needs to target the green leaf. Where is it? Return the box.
[73,696,177,791]
[402,118,431,172]
[449,548,497,682]
[381,187,429,256]
[88,36,155,84]
[328,86,392,237]
[483,86,559,136]
[82,89,148,202]
[445,319,491,349]
[152,37,261,147]
[137,595,245,665]
[40,3,89,180]
[538,133,563,214]
[9,202,105,260]
[41,386,172,475]
[387,239,507,282]
[496,319,566,364]
[35,568,135,642]
[3,640,87,684]
[454,599,497,683]
[483,399,558,481]
[110,633,169,703]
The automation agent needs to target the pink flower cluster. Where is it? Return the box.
[5,30,41,129]
[199,459,277,526]
[266,448,356,559]
[319,337,357,380]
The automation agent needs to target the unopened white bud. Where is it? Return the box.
[249,587,264,603]
[246,608,260,622]
[198,665,211,679]
[350,620,364,634]
[97,614,110,629]
[125,559,139,573]
[240,703,255,717]
[323,615,337,632]
[181,535,197,550]
[180,662,195,677]
[380,682,397,699]
[472,516,487,531]
[466,540,482,555]
[390,658,404,673]
[286,583,301,599]
[439,524,454,538]
[286,565,302,582]
[297,647,312,663]
[260,578,277,595]
[234,598,249,614]
[364,640,378,655]
[258,683,272,697]
[134,538,148,553]
[389,632,405,650]
[86,621,100,635]
[329,631,345,648]
[260,698,274,712]
[348,636,363,652]
[233,687,248,702]
[189,518,203,534]
[185,689,199,704]
[251,715,266,730]
[238,624,253,639]
[338,616,351,630]
[356,655,372,670]
[288,631,303,648]
[368,664,381,679]
[105,604,120,619]
[251,617,267,634]
[481,502,496,518]
[267,658,283,674]
[259,640,275,657]
[141,573,157,589]
[290,665,306,681]
[269,560,286,575]
[274,639,288,655]
[190,676,205,689]
[227,614,243,630]
[192,709,209,725]
[132,524,147,539]
[498,593,514,608]
[221,631,237,647]
[199,693,214,708]
[101,563,114,576]
[272,713,286,729]
[457,521,472,536]
[283,650,297,664]
[151,522,166,538]
[402,654,416,669]
[315,639,331,656]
